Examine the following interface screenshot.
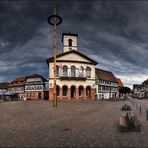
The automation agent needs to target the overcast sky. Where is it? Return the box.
[0,0,148,88]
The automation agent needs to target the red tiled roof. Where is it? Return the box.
[95,68,117,82]
[8,74,47,87]
[13,76,26,82]
[116,78,124,88]
[8,76,27,87]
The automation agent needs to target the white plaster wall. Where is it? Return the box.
[48,61,96,89]
[97,93,110,99]
[63,35,77,52]
[97,92,119,99]
[49,62,95,79]
[57,53,89,62]
[49,79,95,88]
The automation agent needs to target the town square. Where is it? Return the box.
[0,98,148,147]
[0,0,148,147]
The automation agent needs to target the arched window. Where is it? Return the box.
[86,67,91,78]
[71,66,76,77]
[68,39,73,46]
[86,86,91,97]
[56,85,60,96]
[56,65,59,77]
[79,86,84,96]
[63,65,68,77]
[79,66,84,77]
[62,85,68,96]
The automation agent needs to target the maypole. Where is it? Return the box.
[48,1,62,107]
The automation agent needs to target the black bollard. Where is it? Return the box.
[140,106,142,114]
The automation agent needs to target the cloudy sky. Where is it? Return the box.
[0,0,148,88]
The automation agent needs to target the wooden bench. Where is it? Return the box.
[131,116,142,131]
[119,113,142,132]
[119,116,128,132]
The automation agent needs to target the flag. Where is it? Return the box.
[59,64,63,76]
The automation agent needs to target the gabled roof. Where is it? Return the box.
[133,84,141,89]
[116,78,124,88]
[12,76,26,82]
[27,74,47,81]
[0,82,9,89]
[9,76,27,87]
[46,50,98,65]
[9,74,47,87]
[95,68,117,82]
[142,79,148,85]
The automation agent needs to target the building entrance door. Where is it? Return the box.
[71,86,76,98]
[38,92,41,99]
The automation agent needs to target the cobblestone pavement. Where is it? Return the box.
[0,100,148,147]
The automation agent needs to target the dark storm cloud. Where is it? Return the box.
[0,0,148,87]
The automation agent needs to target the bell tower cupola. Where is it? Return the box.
[62,33,78,53]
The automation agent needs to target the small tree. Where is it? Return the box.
[119,86,131,94]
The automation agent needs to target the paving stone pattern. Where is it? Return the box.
[0,100,148,147]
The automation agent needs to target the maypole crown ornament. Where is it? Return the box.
[48,15,62,26]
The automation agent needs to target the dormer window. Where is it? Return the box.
[68,39,73,46]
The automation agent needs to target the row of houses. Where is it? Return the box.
[132,79,148,99]
[0,74,49,100]
[0,69,123,101]
[0,32,124,101]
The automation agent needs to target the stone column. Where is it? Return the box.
[84,88,86,99]
[76,87,79,99]
[60,88,63,100]
[68,87,71,100]
[91,88,95,100]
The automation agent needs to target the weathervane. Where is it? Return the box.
[48,3,62,107]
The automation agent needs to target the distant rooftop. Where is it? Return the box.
[116,78,124,88]
[0,82,9,89]
[142,79,148,85]
[95,68,117,82]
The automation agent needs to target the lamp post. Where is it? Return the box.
[48,5,62,107]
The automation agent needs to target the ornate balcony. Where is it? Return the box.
[60,76,86,81]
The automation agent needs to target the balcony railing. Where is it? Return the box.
[99,90,118,93]
[60,76,86,81]
[97,82,117,87]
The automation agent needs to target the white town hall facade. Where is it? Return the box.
[46,33,98,100]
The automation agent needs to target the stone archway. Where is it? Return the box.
[78,85,84,99]
[86,86,91,98]
[71,85,76,99]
